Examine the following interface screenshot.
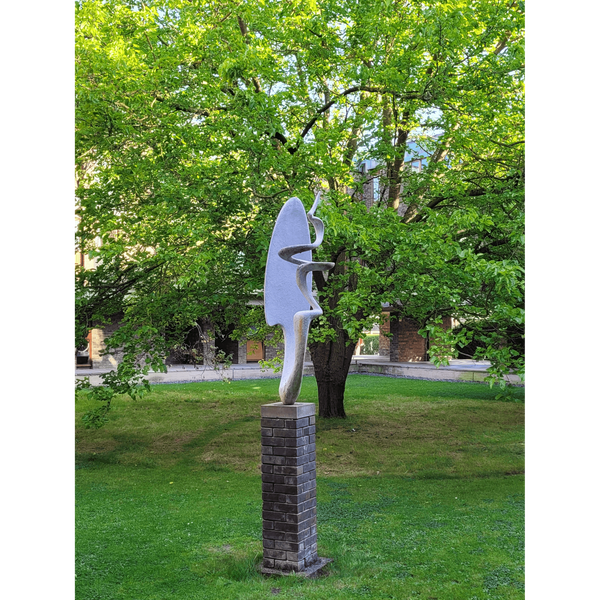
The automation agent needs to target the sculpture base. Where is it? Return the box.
[261,402,322,574]
[261,556,333,579]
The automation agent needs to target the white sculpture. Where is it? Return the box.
[264,194,334,404]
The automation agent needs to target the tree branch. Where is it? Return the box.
[249,186,291,199]
[152,93,228,117]
[489,139,525,148]
[237,16,262,93]
[144,33,157,62]
[402,122,460,222]
[405,189,487,224]
[295,86,422,146]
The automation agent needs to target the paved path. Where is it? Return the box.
[76,356,522,386]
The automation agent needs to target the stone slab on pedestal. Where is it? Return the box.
[261,556,334,579]
[260,402,332,577]
[261,402,317,419]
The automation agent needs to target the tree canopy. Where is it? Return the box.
[76,0,524,425]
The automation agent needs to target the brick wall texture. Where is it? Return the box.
[379,313,455,362]
[378,313,427,361]
[261,408,318,573]
[390,316,427,362]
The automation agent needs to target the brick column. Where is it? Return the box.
[260,402,332,577]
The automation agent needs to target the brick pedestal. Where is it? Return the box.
[260,402,332,577]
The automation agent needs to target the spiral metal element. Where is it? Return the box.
[276,193,334,404]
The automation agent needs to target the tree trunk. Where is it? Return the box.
[308,326,357,419]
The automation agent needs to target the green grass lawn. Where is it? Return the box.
[76,375,524,599]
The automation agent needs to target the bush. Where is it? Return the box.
[361,334,379,355]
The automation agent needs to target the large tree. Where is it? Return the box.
[76,0,524,425]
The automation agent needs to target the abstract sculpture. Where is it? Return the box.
[261,193,334,577]
[264,194,334,404]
